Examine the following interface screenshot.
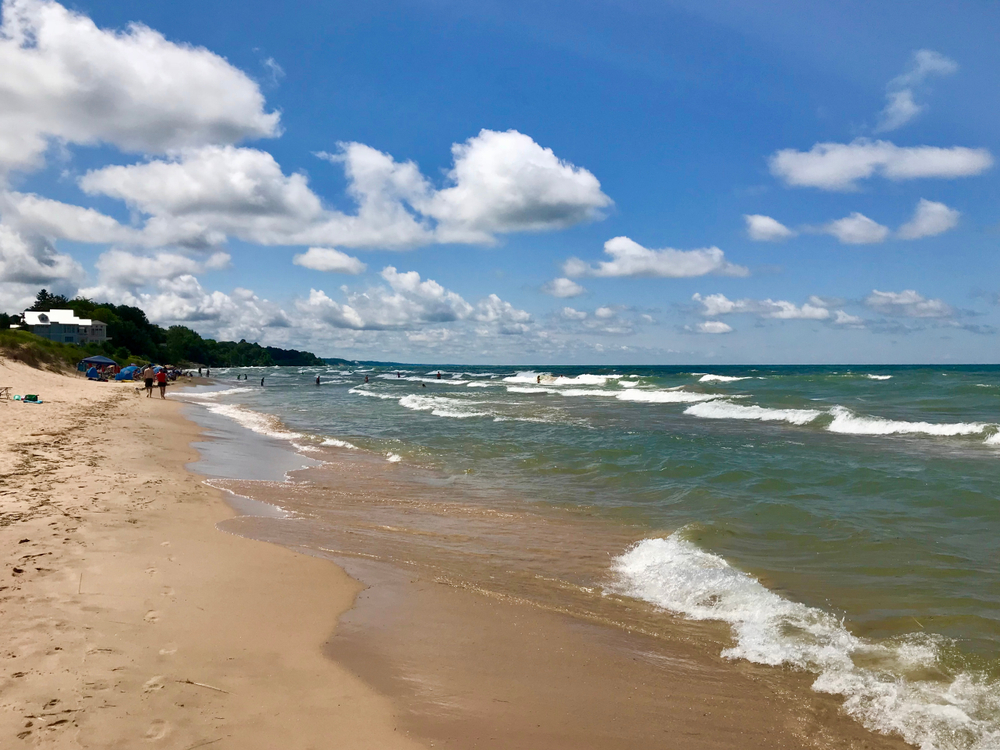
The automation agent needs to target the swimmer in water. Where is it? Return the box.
[316,375,321,385]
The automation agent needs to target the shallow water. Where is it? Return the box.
[176,364,1000,750]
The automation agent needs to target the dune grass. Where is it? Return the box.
[0,329,95,371]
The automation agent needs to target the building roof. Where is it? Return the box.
[23,309,99,327]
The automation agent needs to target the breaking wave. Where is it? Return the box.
[610,533,1000,750]
[826,406,994,437]
[684,400,823,425]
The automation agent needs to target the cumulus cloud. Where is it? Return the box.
[81,249,231,297]
[897,199,960,239]
[296,266,530,333]
[563,236,747,279]
[692,292,844,321]
[744,214,796,241]
[77,130,608,251]
[560,306,588,320]
[769,139,993,191]
[0,223,83,286]
[292,247,367,274]
[542,277,586,298]
[695,320,732,334]
[0,0,279,175]
[865,289,952,318]
[833,310,865,327]
[421,129,611,241]
[822,212,890,244]
[876,50,958,133]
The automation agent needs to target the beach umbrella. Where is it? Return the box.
[81,355,117,366]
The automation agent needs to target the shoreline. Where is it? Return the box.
[0,360,426,749]
[1,361,916,749]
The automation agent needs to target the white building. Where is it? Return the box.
[22,310,109,345]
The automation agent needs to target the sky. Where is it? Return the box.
[0,0,998,364]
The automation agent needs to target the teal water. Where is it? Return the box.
[181,364,1000,749]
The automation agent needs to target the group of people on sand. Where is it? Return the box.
[141,364,168,399]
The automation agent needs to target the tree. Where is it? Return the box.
[29,289,70,311]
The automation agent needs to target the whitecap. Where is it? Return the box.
[827,406,993,437]
[615,390,724,405]
[697,374,751,383]
[385,452,402,463]
[321,438,359,450]
[865,374,893,381]
[684,400,823,425]
[398,394,490,419]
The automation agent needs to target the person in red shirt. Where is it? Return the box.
[155,368,168,399]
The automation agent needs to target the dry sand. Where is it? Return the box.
[0,359,425,749]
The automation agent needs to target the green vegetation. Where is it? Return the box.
[2,289,325,368]
[0,328,95,370]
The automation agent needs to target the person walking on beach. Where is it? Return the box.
[156,367,167,399]
[206,368,211,378]
[142,364,155,397]
[198,366,202,376]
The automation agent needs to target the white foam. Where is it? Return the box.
[866,374,893,380]
[610,533,1000,750]
[467,381,504,388]
[385,452,402,463]
[827,406,993,437]
[177,386,255,400]
[697,374,751,383]
[205,403,304,442]
[321,438,358,450]
[348,387,397,399]
[502,371,621,386]
[615,389,723,405]
[398,394,490,419]
[684,400,823,425]
[983,432,1000,445]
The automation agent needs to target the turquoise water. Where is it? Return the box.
[182,364,1000,749]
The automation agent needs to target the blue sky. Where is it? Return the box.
[0,0,997,363]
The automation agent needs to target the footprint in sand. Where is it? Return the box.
[144,719,169,741]
[142,676,165,693]
[145,567,157,576]
[144,610,160,624]
[160,587,175,599]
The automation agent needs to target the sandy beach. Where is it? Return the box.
[0,359,424,749]
[1,360,917,750]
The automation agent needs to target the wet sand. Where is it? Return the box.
[0,360,915,749]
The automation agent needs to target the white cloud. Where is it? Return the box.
[292,247,367,274]
[295,266,530,334]
[563,236,747,279]
[81,249,231,296]
[744,214,795,241]
[769,139,993,191]
[0,191,135,244]
[833,310,865,327]
[77,130,608,251]
[421,129,611,241]
[822,212,890,244]
[0,0,279,175]
[897,199,960,239]
[560,306,588,320]
[876,50,958,133]
[866,289,952,318]
[542,277,586,298]
[692,292,836,321]
[0,223,83,286]
[696,321,732,334]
